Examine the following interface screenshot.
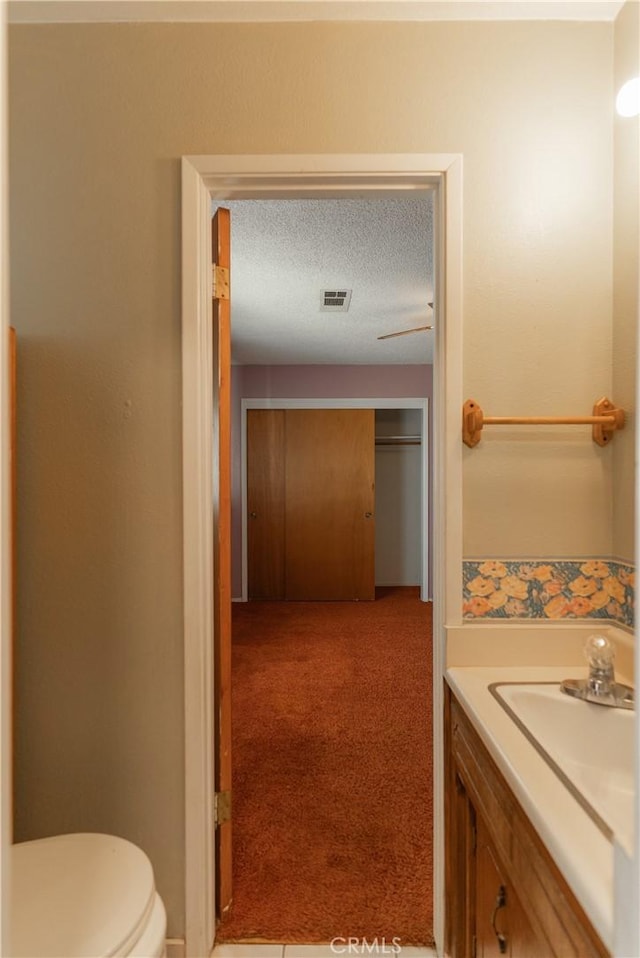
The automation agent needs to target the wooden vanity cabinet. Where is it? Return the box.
[445,683,610,958]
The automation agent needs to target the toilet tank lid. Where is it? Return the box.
[11,832,157,958]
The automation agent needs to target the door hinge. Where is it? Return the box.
[212,265,230,301]
[214,790,232,826]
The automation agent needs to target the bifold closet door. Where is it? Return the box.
[285,408,375,601]
[247,408,376,601]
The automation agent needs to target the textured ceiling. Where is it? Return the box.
[219,196,435,365]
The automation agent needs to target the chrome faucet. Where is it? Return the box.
[561,634,634,710]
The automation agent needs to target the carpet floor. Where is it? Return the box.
[217,587,434,945]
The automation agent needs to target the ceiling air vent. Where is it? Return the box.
[320,289,352,312]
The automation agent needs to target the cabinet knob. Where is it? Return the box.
[250,511,257,519]
[364,512,373,519]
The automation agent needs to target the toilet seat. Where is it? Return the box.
[11,832,165,957]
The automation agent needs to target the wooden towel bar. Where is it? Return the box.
[462,396,625,448]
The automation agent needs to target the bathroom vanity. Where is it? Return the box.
[445,668,618,958]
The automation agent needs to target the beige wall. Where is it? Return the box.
[613,1,639,563]
[8,19,617,936]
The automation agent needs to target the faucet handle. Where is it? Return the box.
[584,633,614,670]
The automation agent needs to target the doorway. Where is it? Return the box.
[181,153,463,958]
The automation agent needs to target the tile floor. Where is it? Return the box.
[212,945,438,958]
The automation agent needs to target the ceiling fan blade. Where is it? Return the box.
[377,325,433,341]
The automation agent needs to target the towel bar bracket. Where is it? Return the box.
[592,397,625,447]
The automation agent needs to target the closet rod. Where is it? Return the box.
[375,435,421,446]
[463,396,625,448]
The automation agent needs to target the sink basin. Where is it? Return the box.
[490,682,634,848]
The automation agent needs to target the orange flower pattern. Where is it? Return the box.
[568,576,597,597]
[466,575,496,597]
[463,558,634,627]
[463,597,491,616]
[501,576,529,600]
[478,560,507,578]
[580,561,610,578]
[544,595,570,619]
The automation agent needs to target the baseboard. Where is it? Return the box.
[166,938,186,958]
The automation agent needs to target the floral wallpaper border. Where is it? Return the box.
[462,558,635,629]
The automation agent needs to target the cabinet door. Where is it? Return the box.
[474,812,546,958]
[474,810,509,957]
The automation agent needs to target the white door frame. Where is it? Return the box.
[0,8,10,951]
[240,397,430,603]
[181,153,463,958]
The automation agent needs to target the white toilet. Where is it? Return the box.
[11,832,167,957]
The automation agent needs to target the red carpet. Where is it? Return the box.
[218,587,433,945]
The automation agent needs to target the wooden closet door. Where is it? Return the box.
[247,409,285,599]
[285,408,375,600]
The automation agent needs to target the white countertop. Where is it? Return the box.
[446,665,615,951]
